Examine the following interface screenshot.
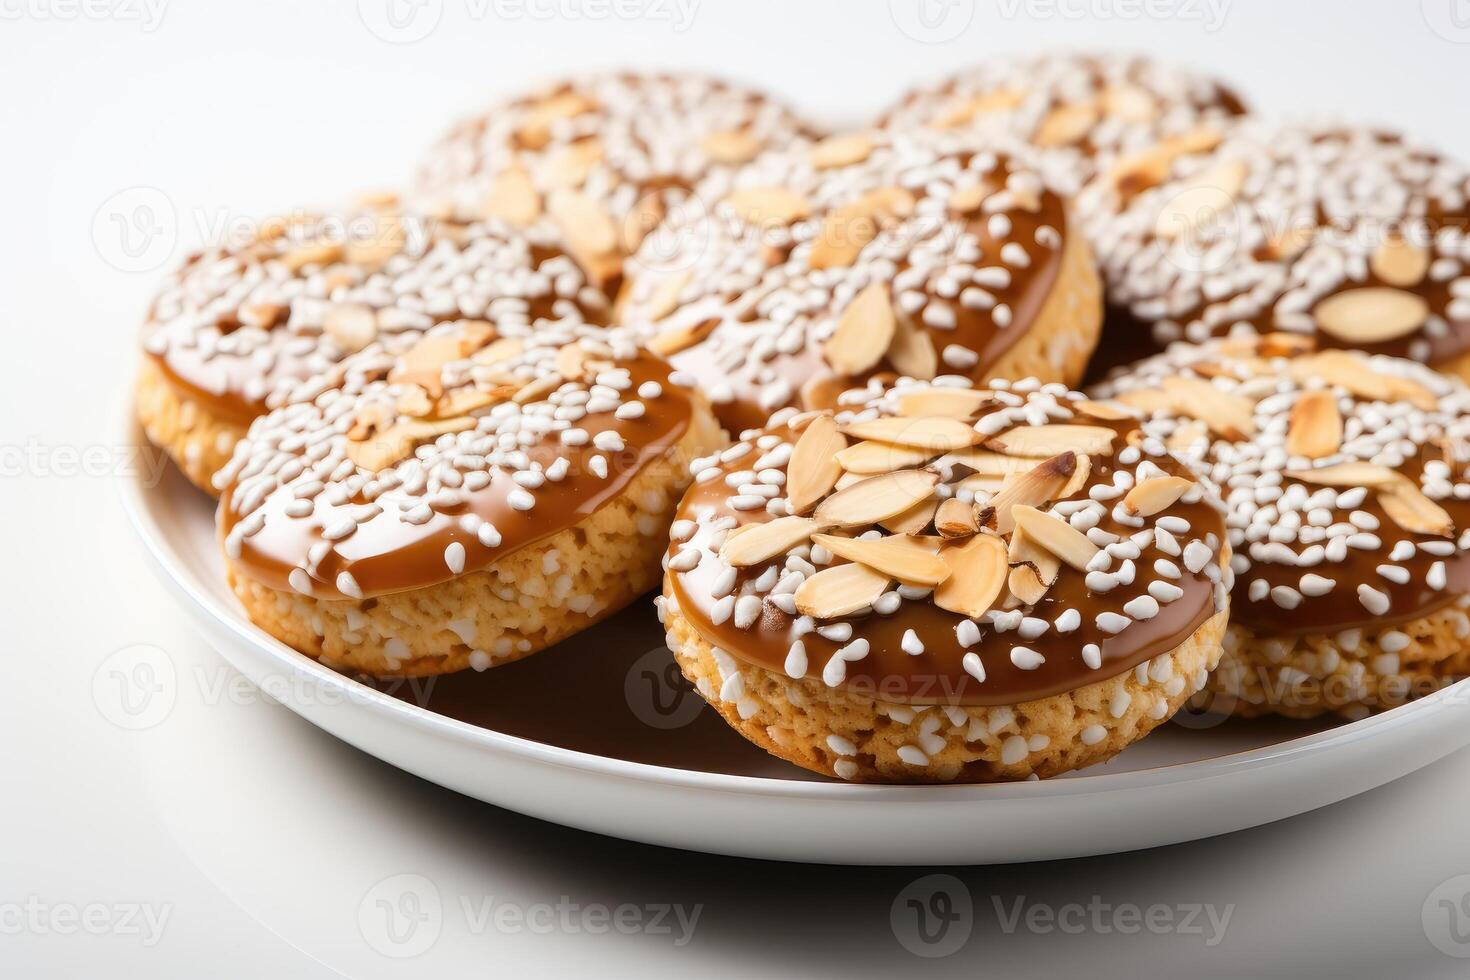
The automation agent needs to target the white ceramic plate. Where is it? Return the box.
[122,424,1470,865]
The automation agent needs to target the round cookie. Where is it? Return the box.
[657,378,1231,783]
[878,52,1246,198]
[1092,335,1470,719]
[415,71,820,294]
[137,204,608,494]
[621,129,1103,434]
[1086,123,1470,375]
[216,322,723,677]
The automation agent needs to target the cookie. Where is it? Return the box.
[657,378,1231,782]
[415,71,820,293]
[1086,123,1470,374]
[216,322,723,677]
[137,204,608,493]
[1092,335,1470,718]
[878,52,1246,198]
[621,129,1103,434]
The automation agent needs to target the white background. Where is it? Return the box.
[5,0,1470,975]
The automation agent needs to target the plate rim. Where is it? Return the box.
[120,418,1470,803]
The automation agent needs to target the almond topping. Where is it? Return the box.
[281,242,342,272]
[935,498,979,538]
[1159,377,1255,440]
[620,193,666,255]
[839,415,979,451]
[809,133,874,170]
[1379,483,1454,537]
[879,498,939,535]
[638,270,691,323]
[700,129,762,165]
[1108,126,1223,197]
[545,137,603,188]
[345,216,407,270]
[1101,84,1158,122]
[512,374,564,405]
[481,167,542,228]
[1370,236,1430,288]
[1073,399,1135,421]
[931,89,1025,128]
[1284,463,1404,488]
[646,317,718,357]
[1314,287,1429,344]
[323,303,378,353]
[723,186,811,226]
[1034,102,1098,147]
[978,453,1075,534]
[1287,351,1436,411]
[825,282,896,376]
[786,414,847,515]
[343,416,475,471]
[794,562,891,619]
[548,188,619,261]
[1153,160,1246,241]
[896,387,994,419]
[940,447,1051,477]
[1007,525,1061,606]
[813,469,939,528]
[1059,453,1092,499]
[1123,475,1194,517]
[811,533,949,586]
[885,310,939,380]
[516,92,597,149]
[835,440,936,475]
[809,208,878,270]
[1010,505,1100,572]
[1286,390,1343,459]
[722,516,825,567]
[985,425,1116,457]
[473,337,525,367]
[933,533,1008,618]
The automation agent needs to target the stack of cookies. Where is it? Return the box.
[134,55,1470,783]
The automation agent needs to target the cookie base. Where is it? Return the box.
[135,357,249,496]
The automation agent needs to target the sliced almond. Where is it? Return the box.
[620,193,666,255]
[1108,126,1223,197]
[896,387,994,419]
[839,415,979,451]
[978,453,1075,534]
[933,533,1008,618]
[1370,236,1430,288]
[483,167,542,226]
[1286,390,1343,459]
[834,471,867,492]
[548,188,619,262]
[435,386,513,418]
[281,241,342,272]
[390,331,488,397]
[1167,419,1209,452]
[722,516,824,567]
[1159,377,1255,440]
[1073,399,1135,421]
[701,129,762,165]
[940,447,1046,477]
[935,498,979,538]
[323,303,378,353]
[793,562,891,619]
[813,469,939,528]
[546,137,603,188]
[554,343,591,381]
[786,414,847,515]
[1287,351,1436,412]
[1379,483,1454,537]
[809,133,874,170]
[1314,287,1429,344]
[825,282,896,376]
[1123,475,1194,517]
[1007,526,1060,606]
[1254,332,1318,358]
[947,182,992,216]
[1261,225,1314,261]
[1101,84,1158,122]
[345,216,407,270]
[885,310,938,380]
[835,440,936,475]
[811,533,949,586]
[637,270,691,322]
[723,186,811,226]
[809,208,879,270]
[879,497,938,535]
[516,91,597,150]
[1153,160,1246,241]
[473,337,525,367]
[1010,505,1100,572]
[343,416,475,471]
[512,374,565,405]
[931,89,1025,128]
[1284,462,1404,488]
[986,424,1116,457]
[957,473,1007,498]
[1059,453,1092,499]
[646,317,718,357]
[1034,102,1098,147]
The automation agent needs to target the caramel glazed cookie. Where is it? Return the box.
[620,129,1104,435]
[137,203,609,493]
[1093,335,1470,719]
[217,318,723,677]
[658,378,1232,783]
[414,71,821,295]
[877,51,1247,198]
[1083,122,1470,375]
